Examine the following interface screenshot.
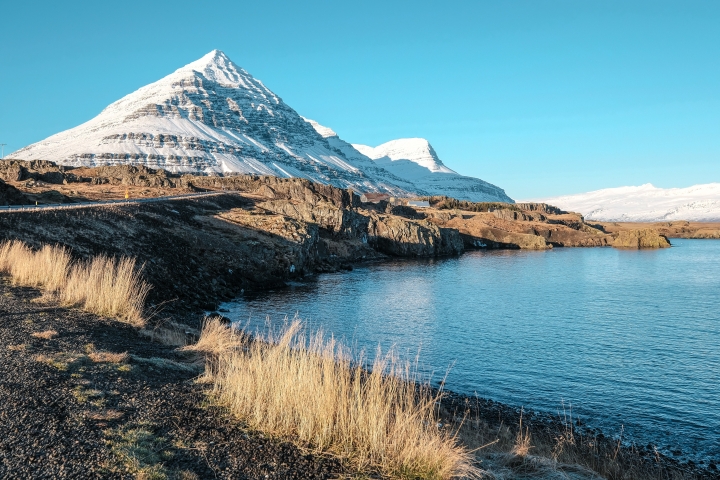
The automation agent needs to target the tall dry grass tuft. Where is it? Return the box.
[61,255,149,326]
[511,412,532,457]
[0,241,72,292]
[0,240,149,326]
[187,318,480,479]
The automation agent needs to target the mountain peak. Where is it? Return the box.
[194,49,233,69]
[174,49,252,89]
[353,138,455,175]
[9,52,512,203]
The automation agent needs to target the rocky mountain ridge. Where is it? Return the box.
[304,120,513,203]
[353,137,514,203]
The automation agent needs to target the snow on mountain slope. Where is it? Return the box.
[533,183,720,221]
[10,50,409,195]
[302,118,428,195]
[354,139,456,177]
[11,49,512,202]
[353,139,513,203]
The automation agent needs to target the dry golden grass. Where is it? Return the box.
[88,351,129,364]
[31,329,59,340]
[0,241,71,292]
[185,316,244,356]
[88,409,124,421]
[511,413,532,457]
[0,240,149,326]
[188,318,480,479]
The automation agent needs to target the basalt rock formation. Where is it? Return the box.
[252,179,464,257]
[0,159,673,254]
[598,221,720,240]
[611,229,671,249]
[0,159,69,184]
[424,198,667,250]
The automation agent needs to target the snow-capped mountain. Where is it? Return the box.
[353,139,513,203]
[302,119,444,195]
[533,183,720,221]
[10,50,411,194]
[11,49,512,202]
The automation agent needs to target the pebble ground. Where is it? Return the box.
[0,279,343,479]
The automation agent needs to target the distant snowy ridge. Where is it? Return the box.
[353,139,456,176]
[532,183,720,222]
[10,49,512,202]
[352,139,513,203]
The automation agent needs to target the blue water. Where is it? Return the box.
[221,239,720,461]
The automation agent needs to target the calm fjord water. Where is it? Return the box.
[223,239,720,460]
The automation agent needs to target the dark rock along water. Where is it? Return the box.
[222,239,720,462]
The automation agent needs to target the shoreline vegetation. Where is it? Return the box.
[187,318,478,478]
[0,240,717,478]
[0,160,717,478]
[0,240,149,326]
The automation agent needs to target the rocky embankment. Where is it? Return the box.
[0,168,462,315]
[599,221,720,240]
[423,197,670,250]
[0,158,672,251]
[0,160,673,314]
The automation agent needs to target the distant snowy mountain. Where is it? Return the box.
[353,139,513,203]
[533,183,720,221]
[11,49,511,202]
[302,119,445,196]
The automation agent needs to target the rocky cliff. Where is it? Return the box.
[598,221,720,240]
[610,229,671,249]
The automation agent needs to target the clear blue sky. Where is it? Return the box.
[1,0,718,198]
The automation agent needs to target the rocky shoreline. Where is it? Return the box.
[2,159,713,478]
[437,389,719,479]
[0,161,673,314]
[3,277,717,479]
[0,281,344,479]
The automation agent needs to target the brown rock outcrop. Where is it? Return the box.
[0,159,68,184]
[436,213,551,249]
[258,199,350,235]
[0,163,23,182]
[491,208,546,222]
[463,227,550,250]
[366,214,464,257]
[598,221,720,240]
[611,229,671,249]
[514,203,568,215]
[75,165,176,188]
